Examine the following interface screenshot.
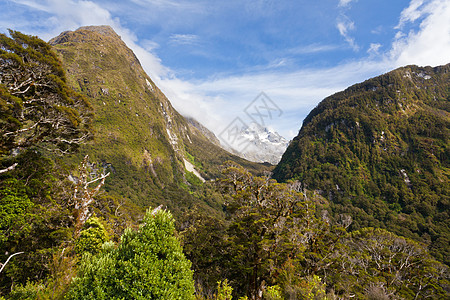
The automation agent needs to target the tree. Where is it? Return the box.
[0,30,91,170]
[218,162,317,299]
[329,228,450,299]
[71,155,110,238]
[0,178,33,245]
[65,207,195,299]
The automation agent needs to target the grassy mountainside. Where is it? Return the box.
[273,64,450,264]
[50,26,269,218]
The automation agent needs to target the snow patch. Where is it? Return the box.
[220,122,289,164]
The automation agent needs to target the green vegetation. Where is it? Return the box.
[0,30,91,158]
[186,162,448,299]
[274,64,450,265]
[0,30,91,296]
[48,26,270,221]
[65,208,195,300]
[1,28,449,299]
[74,216,109,255]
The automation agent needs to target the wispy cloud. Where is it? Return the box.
[336,17,359,51]
[158,60,387,139]
[169,34,200,46]
[130,0,201,10]
[4,0,171,80]
[288,44,339,55]
[141,39,160,52]
[368,43,382,55]
[9,0,114,40]
[338,0,358,8]
[396,0,427,28]
[336,0,359,52]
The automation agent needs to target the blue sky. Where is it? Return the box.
[1,0,450,139]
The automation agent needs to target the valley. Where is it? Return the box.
[0,26,448,299]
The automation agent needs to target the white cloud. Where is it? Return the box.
[336,17,359,51]
[158,60,387,139]
[140,39,160,52]
[288,43,339,55]
[7,0,172,81]
[10,0,113,40]
[391,0,450,67]
[368,43,382,55]
[4,0,450,141]
[169,34,200,46]
[130,0,200,10]
[396,0,427,28]
[338,0,358,8]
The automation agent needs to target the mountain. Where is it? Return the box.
[49,26,270,218]
[185,117,221,147]
[220,122,289,164]
[273,64,450,264]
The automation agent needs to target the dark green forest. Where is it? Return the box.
[1,29,449,300]
[274,64,450,265]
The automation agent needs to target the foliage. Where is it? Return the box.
[181,210,228,294]
[8,281,44,300]
[292,276,328,300]
[4,28,448,300]
[186,170,204,186]
[0,150,74,296]
[48,26,269,227]
[263,285,283,300]
[216,280,233,300]
[74,216,109,255]
[184,163,449,299]
[65,207,195,300]
[273,64,450,265]
[71,155,110,238]
[0,30,91,159]
[217,161,318,299]
[330,228,450,299]
[0,178,33,244]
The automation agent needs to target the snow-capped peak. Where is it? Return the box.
[221,122,289,165]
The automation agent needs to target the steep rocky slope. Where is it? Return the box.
[274,64,450,264]
[50,26,270,217]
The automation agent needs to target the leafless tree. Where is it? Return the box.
[71,155,109,238]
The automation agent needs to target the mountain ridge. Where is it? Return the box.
[273,63,450,264]
[50,25,270,217]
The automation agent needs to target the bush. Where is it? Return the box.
[65,207,195,299]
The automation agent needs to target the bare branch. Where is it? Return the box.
[72,155,110,238]
[0,252,24,273]
[0,162,18,174]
